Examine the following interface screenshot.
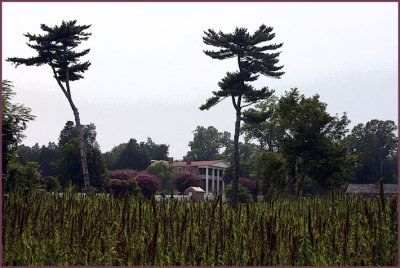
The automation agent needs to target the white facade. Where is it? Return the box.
[173,160,229,196]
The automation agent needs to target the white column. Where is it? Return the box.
[222,170,225,193]
[205,167,209,196]
[217,169,220,192]
[211,168,215,193]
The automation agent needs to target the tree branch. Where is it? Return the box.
[65,69,72,97]
[50,65,75,110]
[50,65,69,98]
[240,101,258,109]
[63,46,72,97]
[231,96,238,110]
[215,96,228,106]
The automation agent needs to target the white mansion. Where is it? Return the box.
[172,159,229,196]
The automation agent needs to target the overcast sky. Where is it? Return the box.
[2,2,398,159]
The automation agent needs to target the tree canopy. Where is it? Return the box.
[104,138,169,171]
[147,161,175,195]
[59,121,99,148]
[245,88,359,195]
[6,20,91,81]
[17,142,58,178]
[345,120,398,183]
[186,126,231,161]
[242,96,284,151]
[55,121,106,190]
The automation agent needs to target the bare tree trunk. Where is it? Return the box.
[63,65,91,191]
[51,64,91,191]
[72,106,91,191]
[231,55,244,205]
[232,107,241,205]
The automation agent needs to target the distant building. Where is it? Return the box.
[345,183,398,196]
[172,159,229,196]
[184,186,205,202]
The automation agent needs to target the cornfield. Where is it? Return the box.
[3,188,398,265]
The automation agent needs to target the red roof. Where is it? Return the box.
[173,160,225,167]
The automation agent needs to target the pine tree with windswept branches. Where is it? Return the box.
[7,20,93,190]
[200,25,284,204]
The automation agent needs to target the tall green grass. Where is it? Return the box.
[3,188,398,265]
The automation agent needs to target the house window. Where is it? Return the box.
[177,167,182,173]
[198,168,206,175]
[219,170,223,177]
[208,168,213,175]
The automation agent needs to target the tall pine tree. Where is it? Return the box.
[200,25,284,204]
[7,20,92,190]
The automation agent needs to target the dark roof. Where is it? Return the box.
[345,184,398,195]
[173,160,227,167]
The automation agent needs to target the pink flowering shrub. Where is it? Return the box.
[107,178,139,197]
[107,169,138,180]
[107,179,125,196]
[239,178,259,201]
[135,171,160,198]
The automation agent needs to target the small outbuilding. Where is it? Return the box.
[345,183,398,196]
[184,186,205,202]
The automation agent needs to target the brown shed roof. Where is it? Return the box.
[345,184,398,195]
[173,160,225,167]
[185,187,205,193]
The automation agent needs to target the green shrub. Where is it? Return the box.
[224,183,252,203]
[5,160,40,192]
[44,176,60,192]
[125,178,140,196]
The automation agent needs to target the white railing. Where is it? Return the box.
[154,194,191,202]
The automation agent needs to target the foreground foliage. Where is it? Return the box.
[3,189,397,265]
[2,80,35,173]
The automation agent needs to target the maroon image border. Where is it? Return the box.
[0,0,398,267]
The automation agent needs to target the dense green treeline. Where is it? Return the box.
[3,79,397,197]
[185,90,398,197]
[4,118,169,192]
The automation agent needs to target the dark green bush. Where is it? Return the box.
[4,160,40,192]
[224,183,252,203]
[44,176,60,192]
[107,178,140,197]
[173,172,202,194]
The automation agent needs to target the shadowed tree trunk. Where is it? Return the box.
[73,108,90,189]
[65,69,91,190]
[53,65,91,190]
[232,96,242,205]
